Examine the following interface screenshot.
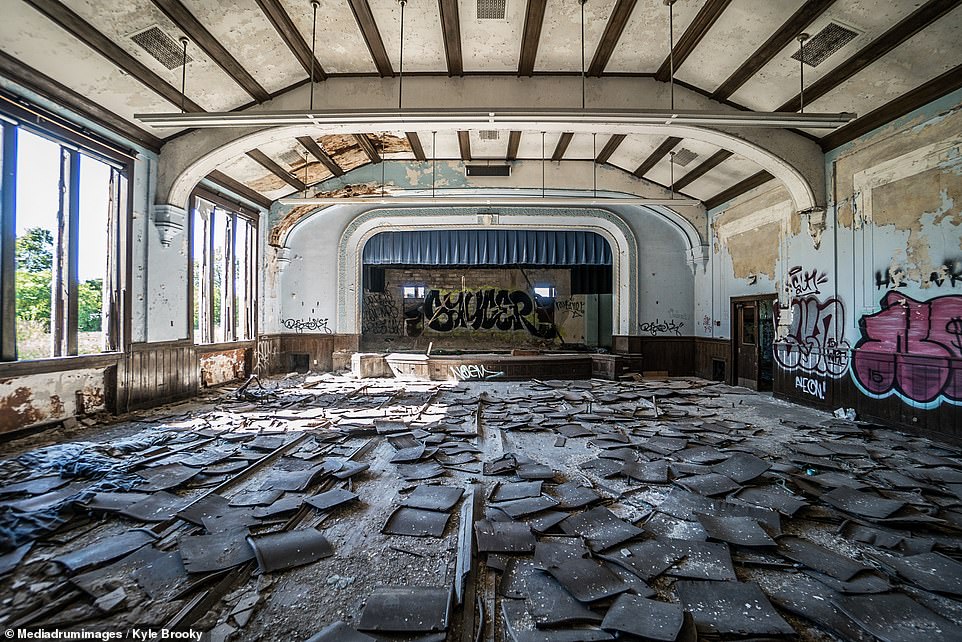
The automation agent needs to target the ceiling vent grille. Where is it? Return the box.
[479,130,501,141]
[672,148,698,167]
[131,26,193,69]
[792,23,858,67]
[477,0,507,20]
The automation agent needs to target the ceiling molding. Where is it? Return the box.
[438,0,464,76]
[0,51,162,152]
[22,0,205,112]
[633,136,681,178]
[673,149,733,191]
[206,169,273,209]
[506,131,522,160]
[406,132,426,161]
[296,135,344,176]
[253,0,326,81]
[778,0,959,113]
[150,0,270,102]
[457,130,472,161]
[551,132,573,161]
[655,0,733,82]
[712,0,837,101]
[346,0,394,77]
[704,170,774,210]
[588,0,637,77]
[595,134,626,164]
[246,148,307,191]
[354,134,382,163]
[518,0,548,76]
[821,63,962,151]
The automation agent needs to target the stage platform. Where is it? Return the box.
[383,351,643,381]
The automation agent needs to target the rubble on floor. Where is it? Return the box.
[1,373,962,641]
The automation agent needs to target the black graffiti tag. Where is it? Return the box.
[638,319,684,336]
[423,289,556,339]
[281,318,332,334]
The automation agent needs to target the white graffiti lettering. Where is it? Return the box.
[449,364,505,381]
[795,375,826,400]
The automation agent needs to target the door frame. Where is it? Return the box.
[730,294,776,389]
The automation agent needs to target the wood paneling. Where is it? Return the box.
[118,341,198,411]
[694,337,729,381]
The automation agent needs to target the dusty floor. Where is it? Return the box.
[2,374,962,641]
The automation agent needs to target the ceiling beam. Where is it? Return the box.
[253,0,326,81]
[296,135,344,177]
[673,149,733,191]
[656,0,733,82]
[518,0,548,76]
[587,0,637,77]
[551,133,573,161]
[0,51,162,152]
[246,149,307,191]
[821,63,962,151]
[346,0,394,77]
[150,0,270,102]
[595,134,625,164]
[778,0,959,113]
[207,170,273,209]
[458,130,472,161]
[438,0,464,76]
[22,0,205,112]
[506,131,522,160]
[406,132,426,161]
[712,0,836,101]
[354,134,382,163]
[633,136,681,178]
[704,170,774,210]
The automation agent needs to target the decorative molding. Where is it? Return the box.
[152,204,186,247]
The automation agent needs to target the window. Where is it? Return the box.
[403,285,426,299]
[191,195,256,344]
[534,285,556,299]
[1,122,126,361]
[741,304,757,346]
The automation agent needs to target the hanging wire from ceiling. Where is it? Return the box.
[797,33,810,114]
[541,131,546,198]
[432,131,437,198]
[179,37,189,113]
[398,0,407,110]
[580,0,587,110]
[380,136,386,197]
[303,150,310,196]
[666,0,676,110]
[310,0,319,110]
[669,150,676,200]
[592,132,597,198]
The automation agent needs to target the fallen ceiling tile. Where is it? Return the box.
[400,485,464,512]
[600,593,685,641]
[383,506,451,537]
[178,528,255,574]
[833,592,962,642]
[248,529,334,573]
[676,580,794,637]
[545,557,629,602]
[357,586,451,633]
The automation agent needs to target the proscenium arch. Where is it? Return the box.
[305,206,651,336]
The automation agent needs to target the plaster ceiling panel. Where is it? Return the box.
[216,153,297,201]
[604,0,704,73]
[1,3,185,134]
[180,0,305,94]
[410,131,443,159]
[534,0,617,72]
[369,0,447,72]
[563,133,604,160]
[316,134,373,171]
[644,138,725,187]
[59,0,251,111]
[469,130,511,159]
[276,0,377,73]
[515,131,563,159]
[431,131,462,159]
[258,138,333,185]
[678,154,760,201]
[605,135,674,174]
[461,0,527,72]
[729,0,924,111]
[373,131,416,160]
[675,0,805,94]
[800,8,962,137]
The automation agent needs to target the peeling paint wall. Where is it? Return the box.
[0,369,107,433]
[199,348,248,387]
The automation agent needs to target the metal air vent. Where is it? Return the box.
[791,22,859,67]
[465,164,511,177]
[477,0,507,20]
[479,130,501,141]
[672,148,698,167]
[131,26,193,69]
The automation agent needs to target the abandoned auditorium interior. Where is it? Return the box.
[2,0,962,640]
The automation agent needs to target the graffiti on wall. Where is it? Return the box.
[407,289,556,339]
[638,319,684,336]
[875,258,962,290]
[280,318,332,334]
[555,299,585,318]
[450,364,504,381]
[795,375,827,400]
[852,291,962,408]
[363,291,402,335]
[774,266,850,379]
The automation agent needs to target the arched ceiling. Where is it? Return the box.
[2,0,960,209]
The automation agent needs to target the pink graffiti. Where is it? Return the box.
[852,291,962,405]
[774,296,850,378]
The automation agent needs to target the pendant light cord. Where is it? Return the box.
[310,0,319,110]
[398,0,406,110]
[180,38,188,113]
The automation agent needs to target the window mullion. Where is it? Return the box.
[0,123,16,361]
[227,213,237,342]
[65,148,80,356]
[51,148,68,356]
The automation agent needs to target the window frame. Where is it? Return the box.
[402,284,426,300]
[0,107,133,364]
[188,189,259,346]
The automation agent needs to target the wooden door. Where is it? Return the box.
[733,301,758,389]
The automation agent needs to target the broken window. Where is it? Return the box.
[1,123,125,361]
[403,285,426,299]
[191,195,256,344]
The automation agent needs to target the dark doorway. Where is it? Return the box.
[731,295,776,391]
